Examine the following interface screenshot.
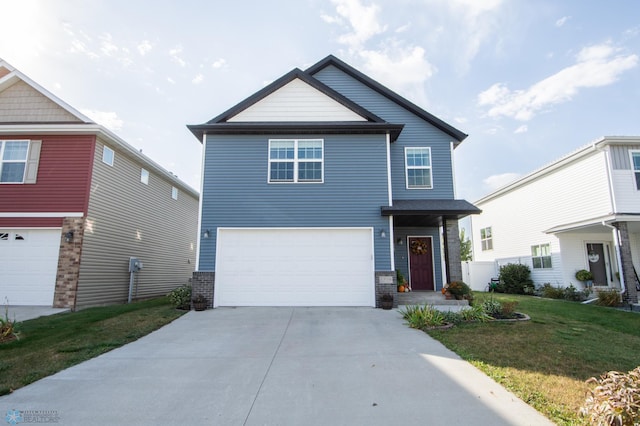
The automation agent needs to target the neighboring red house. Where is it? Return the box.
[0,59,199,309]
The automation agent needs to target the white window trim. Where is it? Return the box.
[141,168,149,185]
[102,146,115,166]
[0,139,30,184]
[171,186,178,200]
[480,226,493,251]
[404,146,433,189]
[531,243,552,269]
[629,150,640,190]
[268,139,324,184]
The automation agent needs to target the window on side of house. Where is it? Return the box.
[171,186,178,200]
[141,168,149,185]
[531,243,552,269]
[480,227,493,251]
[102,146,115,166]
[268,139,323,183]
[405,147,432,189]
[631,151,640,189]
[0,140,29,183]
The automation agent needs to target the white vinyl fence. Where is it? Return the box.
[461,261,499,291]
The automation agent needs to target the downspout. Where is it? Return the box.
[386,132,395,271]
[602,221,626,295]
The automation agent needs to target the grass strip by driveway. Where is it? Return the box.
[426,293,640,426]
[0,297,186,396]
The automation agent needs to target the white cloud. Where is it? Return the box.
[212,58,227,69]
[192,73,203,84]
[327,0,387,49]
[478,42,639,121]
[99,33,119,56]
[167,77,176,84]
[169,46,186,67]
[359,46,435,92]
[396,23,411,33]
[483,172,521,191]
[514,124,528,134]
[555,16,570,27]
[137,40,152,56]
[80,109,124,131]
[454,117,467,124]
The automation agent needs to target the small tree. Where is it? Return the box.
[460,228,472,262]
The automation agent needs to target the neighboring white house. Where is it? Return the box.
[471,136,640,304]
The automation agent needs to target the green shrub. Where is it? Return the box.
[563,284,583,302]
[497,263,535,294]
[540,283,565,299]
[580,366,640,425]
[400,305,446,329]
[597,289,622,307]
[459,305,492,323]
[167,285,192,309]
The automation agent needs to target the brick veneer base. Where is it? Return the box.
[53,217,85,309]
[192,271,215,309]
[375,271,397,308]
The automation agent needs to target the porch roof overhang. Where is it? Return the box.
[381,199,482,227]
[545,213,640,234]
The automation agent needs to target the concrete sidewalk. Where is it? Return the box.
[0,307,553,425]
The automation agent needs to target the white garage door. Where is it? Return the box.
[0,229,60,305]
[215,228,375,307]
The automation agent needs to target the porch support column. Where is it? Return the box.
[443,219,463,283]
[613,221,638,304]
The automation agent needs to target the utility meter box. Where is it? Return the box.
[129,257,143,272]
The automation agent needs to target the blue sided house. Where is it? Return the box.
[188,55,480,308]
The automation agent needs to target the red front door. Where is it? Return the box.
[408,237,434,291]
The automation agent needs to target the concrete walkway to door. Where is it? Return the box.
[0,307,553,425]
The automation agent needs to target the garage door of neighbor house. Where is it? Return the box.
[215,228,375,307]
[0,229,61,305]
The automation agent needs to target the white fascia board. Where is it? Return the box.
[0,212,83,218]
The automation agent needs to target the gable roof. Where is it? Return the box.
[190,57,470,142]
[305,55,468,144]
[0,58,198,198]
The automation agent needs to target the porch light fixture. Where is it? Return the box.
[396,238,404,245]
[64,231,74,243]
[203,229,211,239]
[380,229,386,238]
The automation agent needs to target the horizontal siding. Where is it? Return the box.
[228,79,365,122]
[313,66,455,200]
[200,133,391,271]
[611,169,640,212]
[0,135,93,213]
[0,80,82,122]
[472,151,615,286]
[76,138,199,308]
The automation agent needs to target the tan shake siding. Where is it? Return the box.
[0,80,83,122]
[76,138,198,308]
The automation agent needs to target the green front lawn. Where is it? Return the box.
[426,294,640,425]
[0,298,186,396]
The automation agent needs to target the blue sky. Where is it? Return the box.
[1,0,639,202]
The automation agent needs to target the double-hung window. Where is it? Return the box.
[631,151,640,189]
[531,244,552,269]
[480,227,493,251]
[269,139,323,183]
[405,147,432,189]
[0,140,29,183]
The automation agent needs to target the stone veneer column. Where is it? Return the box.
[192,272,215,308]
[53,217,85,309]
[613,222,638,304]
[375,271,397,308]
[444,219,463,283]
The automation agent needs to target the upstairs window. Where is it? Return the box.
[171,186,178,200]
[268,139,323,183]
[480,227,493,251]
[102,146,114,166]
[531,244,552,269]
[0,140,29,183]
[631,151,640,189]
[405,147,432,189]
[141,168,149,185]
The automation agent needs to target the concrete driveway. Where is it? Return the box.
[0,307,553,425]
